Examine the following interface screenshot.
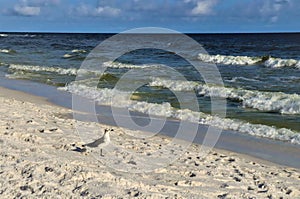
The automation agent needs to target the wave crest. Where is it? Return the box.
[0,49,16,54]
[149,77,300,115]
[103,61,161,69]
[198,53,300,69]
[8,64,78,75]
[198,53,261,65]
[3,61,158,78]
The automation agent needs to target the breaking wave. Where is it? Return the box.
[71,49,87,53]
[4,61,157,77]
[198,53,300,69]
[264,57,300,68]
[8,64,79,76]
[103,61,161,69]
[149,77,300,115]
[60,82,300,145]
[0,49,16,54]
[6,34,36,38]
[63,49,87,59]
[63,54,74,58]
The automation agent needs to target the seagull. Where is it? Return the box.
[84,128,112,156]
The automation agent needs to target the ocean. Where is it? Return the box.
[1,32,300,145]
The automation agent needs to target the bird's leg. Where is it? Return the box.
[100,149,103,156]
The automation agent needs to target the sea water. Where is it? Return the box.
[1,32,300,144]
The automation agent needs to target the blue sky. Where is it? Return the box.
[0,0,299,33]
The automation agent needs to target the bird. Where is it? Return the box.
[84,128,112,156]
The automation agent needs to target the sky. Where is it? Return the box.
[0,0,299,33]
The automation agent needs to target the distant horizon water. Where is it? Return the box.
[1,31,300,34]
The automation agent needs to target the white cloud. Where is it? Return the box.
[10,0,59,17]
[95,6,121,17]
[13,5,40,16]
[260,0,290,22]
[20,0,60,6]
[187,0,218,16]
[73,4,89,16]
[72,4,121,17]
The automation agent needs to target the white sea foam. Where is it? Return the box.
[0,49,14,54]
[59,83,131,105]
[198,53,300,69]
[63,49,87,59]
[8,64,110,76]
[264,57,300,68]
[5,62,158,77]
[5,72,35,80]
[202,114,300,145]
[10,34,36,38]
[61,82,300,145]
[198,53,262,65]
[71,49,87,53]
[103,61,161,69]
[225,77,260,83]
[63,49,87,58]
[0,34,8,37]
[63,54,74,58]
[149,77,198,91]
[23,34,36,38]
[150,77,300,115]
[9,64,78,76]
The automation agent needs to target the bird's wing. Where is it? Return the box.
[85,136,105,148]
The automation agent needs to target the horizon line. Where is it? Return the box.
[1,30,300,34]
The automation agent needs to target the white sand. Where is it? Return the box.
[0,87,299,198]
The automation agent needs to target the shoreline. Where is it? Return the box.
[0,84,284,169]
[0,75,300,168]
[1,77,300,169]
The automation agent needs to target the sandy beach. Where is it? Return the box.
[0,86,299,198]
